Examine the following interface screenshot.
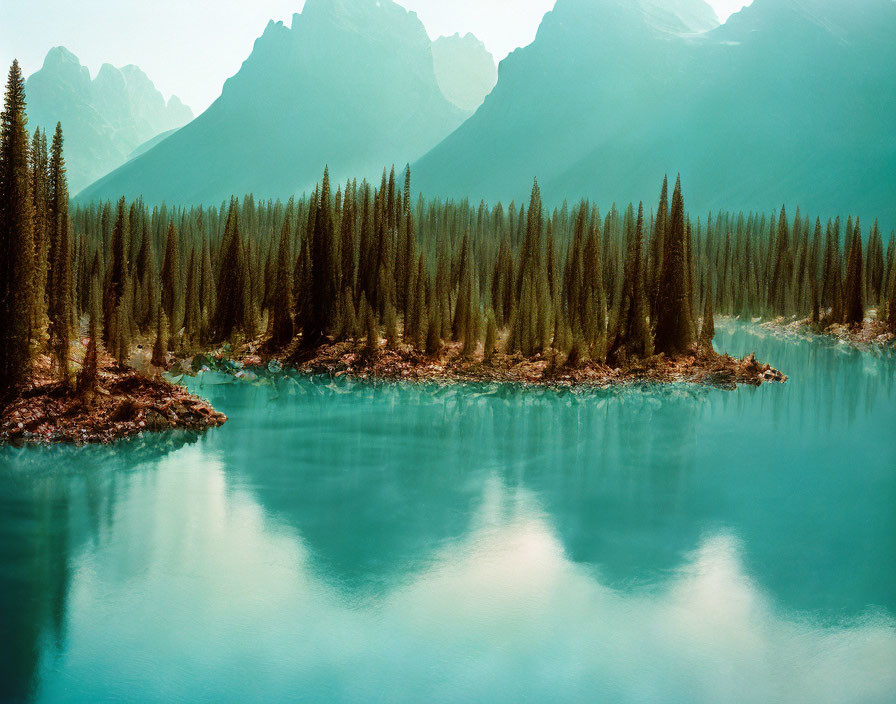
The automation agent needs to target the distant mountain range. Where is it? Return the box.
[25,47,192,193]
[73,0,896,228]
[415,0,896,226]
[79,0,490,205]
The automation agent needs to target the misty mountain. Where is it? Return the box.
[79,0,468,205]
[414,0,896,226]
[25,47,192,193]
[431,33,498,112]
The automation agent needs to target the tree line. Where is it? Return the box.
[2,61,896,397]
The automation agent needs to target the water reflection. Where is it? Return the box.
[0,323,894,702]
[0,432,205,702]
[21,466,896,703]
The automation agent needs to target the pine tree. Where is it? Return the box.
[699,276,715,350]
[410,254,427,350]
[77,272,101,394]
[654,176,695,355]
[182,247,199,351]
[360,294,378,357]
[613,202,651,359]
[483,309,497,363]
[768,207,792,316]
[843,219,864,325]
[134,220,156,332]
[47,123,72,380]
[151,307,167,369]
[648,175,668,324]
[30,127,49,348]
[160,221,181,343]
[383,299,398,348]
[340,182,356,299]
[810,268,820,325]
[103,197,128,365]
[304,168,336,346]
[198,228,214,346]
[212,199,249,342]
[336,287,358,341]
[0,60,36,393]
[426,300,442,356]
[268,219,294,349]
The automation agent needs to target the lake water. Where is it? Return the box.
[1,322,895,703]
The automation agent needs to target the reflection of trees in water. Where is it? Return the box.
[199,380,486,594]
[201,379,707,595]
[715,323,896,435]
[709,326,896,614]
[513,386,702,585]
[0,432,201,702]
[198,339,896,616]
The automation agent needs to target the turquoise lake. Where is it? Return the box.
[1,322,895,703]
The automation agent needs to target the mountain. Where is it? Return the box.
[431,33,498,112]
[79,0,468,205]
[414,0,896,227]
[639,0,719,33]
[25,47,193,193]
[127,128,180,161]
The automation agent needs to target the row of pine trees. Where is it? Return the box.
[1,62,75,394]
[3,61,896,396]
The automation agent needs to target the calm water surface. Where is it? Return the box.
[1,322,895,703]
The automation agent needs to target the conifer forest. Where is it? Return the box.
[2,60,894,398]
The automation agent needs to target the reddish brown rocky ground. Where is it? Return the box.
[3,331,787,447]
[1,354,226,446]
[225,338,786,391]
[761,315,895,349]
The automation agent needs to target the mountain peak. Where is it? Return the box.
[39,46,90,84]
[414,0,895,225]
[78,0,466,204]
[26,48,194,193]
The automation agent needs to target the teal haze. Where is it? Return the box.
[78,0,471,205]
[76,0,896,231]
[24,47,193,194]
[431,33,499,112]
[2,323,895,702]
[414,0,896,228]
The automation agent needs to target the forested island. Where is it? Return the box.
[2,61,895,444]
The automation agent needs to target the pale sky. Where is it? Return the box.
[1,0,753,114]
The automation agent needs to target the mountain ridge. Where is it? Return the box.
[413,0,896,226]
[25,47,193,193]
[78,0,468,205]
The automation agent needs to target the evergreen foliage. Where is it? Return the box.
[47,123,71,380]
[2,59,893,401]
[0,61,36,392]
[654,176,695,355]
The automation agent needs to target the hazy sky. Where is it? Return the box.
[1,0,753,114]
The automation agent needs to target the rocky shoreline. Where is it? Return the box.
[1,355,226,446]
[760,315,895,351]
[2,334,787,447]
[182,338,786,392]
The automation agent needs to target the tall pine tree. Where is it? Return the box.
[654,176,695,355]
[0,61,36,393]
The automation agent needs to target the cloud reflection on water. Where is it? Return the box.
[32,453,896,704]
